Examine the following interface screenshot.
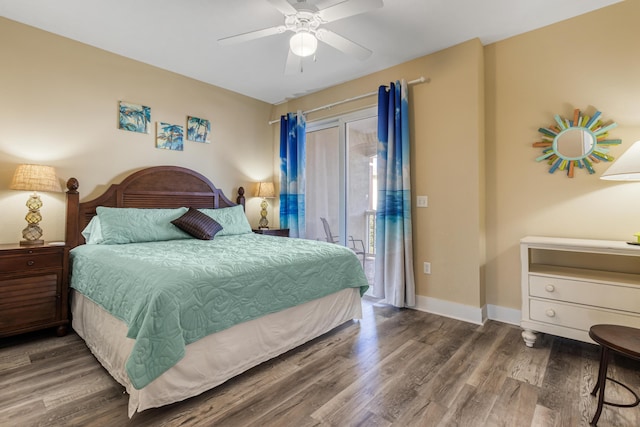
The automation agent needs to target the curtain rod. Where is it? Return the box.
[268,76,429,125]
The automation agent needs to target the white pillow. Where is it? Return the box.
[81,216,104,244]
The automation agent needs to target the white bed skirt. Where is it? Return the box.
[70,288,363,417]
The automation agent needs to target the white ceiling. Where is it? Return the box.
[0,0,621,104]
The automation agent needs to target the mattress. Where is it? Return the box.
[71,287,363,416]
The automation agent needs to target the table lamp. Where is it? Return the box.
[600,141,640,244]
[256,181,275,229]
[600,140,640,181]
[10,164,63,246]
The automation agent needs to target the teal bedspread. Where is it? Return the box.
[70,234,368,389]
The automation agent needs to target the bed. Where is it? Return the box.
[64,166,368,417]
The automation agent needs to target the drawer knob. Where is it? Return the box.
[546,309,556,318]
[27,260,35,266]
[545,284,555,292]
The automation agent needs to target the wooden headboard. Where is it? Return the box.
[65,166,246,249]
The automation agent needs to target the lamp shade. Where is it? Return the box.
[256,181,275,198]
[290,32,317,57]
[10,164,63,192]
[600,141,640,181]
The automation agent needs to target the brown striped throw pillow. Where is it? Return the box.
[171,207,223,240]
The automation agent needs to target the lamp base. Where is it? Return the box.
[258,198,269,229]
[21,222,43,245]
[19,239,44,246]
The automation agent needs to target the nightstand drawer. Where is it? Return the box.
[0,273,59,301]
[0,274,59,331]
[0,299,59,331]
[0,250,63,272]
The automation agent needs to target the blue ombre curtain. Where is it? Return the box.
[279,112,306,238]
[374,80,416,307]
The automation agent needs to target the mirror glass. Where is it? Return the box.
[554,128,595,159]
[533,107,621,178]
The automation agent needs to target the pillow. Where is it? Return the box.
[81,215,104,244]
[171,207,223,240]
[199,205,252,236]
[96,206,190,244]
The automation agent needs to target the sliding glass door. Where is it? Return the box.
[305,108,377,285]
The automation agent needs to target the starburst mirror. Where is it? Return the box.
[533,107,621,177]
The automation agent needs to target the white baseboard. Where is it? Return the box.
[412,295,521,327]
[413,295,485,325]
[486,304,521,326]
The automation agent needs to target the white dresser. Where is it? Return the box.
[520,236,640,347]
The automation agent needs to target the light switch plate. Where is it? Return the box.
[417,196,428,208]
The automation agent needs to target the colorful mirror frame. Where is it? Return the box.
[533,108,621,177]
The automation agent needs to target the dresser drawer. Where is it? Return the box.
[529,299,640,332]
[0,250,63,272]
[529,274,640,314]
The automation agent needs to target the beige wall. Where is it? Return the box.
[485,0,640,310]
[0,17,274,244]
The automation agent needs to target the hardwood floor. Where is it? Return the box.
[1,299,639,426]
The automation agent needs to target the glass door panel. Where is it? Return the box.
[305,126,340,242]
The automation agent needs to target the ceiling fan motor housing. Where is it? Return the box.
[285,10,322,34]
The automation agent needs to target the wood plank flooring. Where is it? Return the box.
[1,299,639,426]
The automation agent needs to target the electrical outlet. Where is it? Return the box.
[417,196,428,208]
[423,262,431,274]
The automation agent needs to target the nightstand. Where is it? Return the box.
[252,228,290,237]
[0,243,69,338]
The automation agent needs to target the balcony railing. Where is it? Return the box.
[365,210,376,255]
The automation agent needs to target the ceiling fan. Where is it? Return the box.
[218,0,383,73]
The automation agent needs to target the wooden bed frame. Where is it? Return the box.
[65,165,245,248]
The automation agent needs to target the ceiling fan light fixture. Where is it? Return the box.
[289,31,317,57]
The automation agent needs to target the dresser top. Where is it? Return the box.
[521,236,640,256]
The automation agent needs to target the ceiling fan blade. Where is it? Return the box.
[218,25,286,45]
[284,49,302,74]
[267,0,298,15]
[318,0,383,23]
[316,28,372,60]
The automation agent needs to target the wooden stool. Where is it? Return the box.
[589,324,640,425]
